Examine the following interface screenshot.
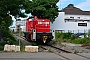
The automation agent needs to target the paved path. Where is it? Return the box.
[60,53,90,60]
[1,52,90,60]
[0,52,62,60]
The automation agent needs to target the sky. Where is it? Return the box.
[57,0,90,11]
[11,0,90,27]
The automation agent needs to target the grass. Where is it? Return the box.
[31,42,37,46]
[0,38,25,52]
[55,32,90,44]
[48,49,53,53]
[62,38,90,44]
[20,43,25,52]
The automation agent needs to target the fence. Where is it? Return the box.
[55,29,89,34]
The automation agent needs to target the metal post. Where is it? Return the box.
[19,30,20,46]
[18,25,20,46]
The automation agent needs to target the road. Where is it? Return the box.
[0,52,62,60]
[1,52,90,60]
[11,34,90,60]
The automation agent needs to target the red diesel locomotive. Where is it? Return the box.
[24,16,55,43]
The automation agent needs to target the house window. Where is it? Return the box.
[77,17,80,19]
[70,17,74,19]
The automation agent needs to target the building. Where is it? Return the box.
[15,19,26,32]
[53,4,90,33]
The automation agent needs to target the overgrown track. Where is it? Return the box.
[40,44,90,60]
[14,34,90,60]
[40,45,71,60]
[48,44,71,53]
[49,45,90,60]
[14,34,31,45]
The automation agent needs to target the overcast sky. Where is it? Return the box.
[57,0,90,11]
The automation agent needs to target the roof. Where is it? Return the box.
[62,4,90,15]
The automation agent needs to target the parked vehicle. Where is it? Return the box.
[73,33,88,38]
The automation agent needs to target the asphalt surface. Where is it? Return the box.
[0,52,62,60]
[1,52,90,60]
[11,35,90,60]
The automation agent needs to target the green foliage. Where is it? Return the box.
[55,32,62,39]
[20,44,25,52]
[3,30,18,45]
[25,0,59,23]
[31,42,37,46]
[51,40,57,44]
[0,42,5,51]
[55,32,73,39]
[0,0,29,28]
[0,0,59,50]
[55,31,90,44]
[88,29,90,39]
[20,31,24,36]
[62,33,72,39]
[60,38,90,44]
[70,34,75,40]
[72,38,90,44]
[48,49,53,53]
[0,0,31,47]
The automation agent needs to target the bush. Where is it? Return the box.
[0,42,5,51]
[55,31,90,44]
[55,32,73,39]
[3,30,18,45]
[3,37,18,45]
[55,32,61,39]
[72,38,90,44]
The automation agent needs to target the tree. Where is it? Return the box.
[0,0,29,25]
[0,0,59,41]
[0,0,30,41]
[25,0,59,23]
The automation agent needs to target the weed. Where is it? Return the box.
[48,49,53,53]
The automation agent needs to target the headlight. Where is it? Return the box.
[38,22,42,24]
[46,22,49,24]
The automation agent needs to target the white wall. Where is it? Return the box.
[16,20,26,26]
[21,26,26,32]
[53,12,65,30]
[53,12,90,33]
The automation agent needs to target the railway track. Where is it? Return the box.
[40,44,90,60]
[50,45,90,60]
[40,45,71,60]
[14,34,31,45]
[14,34,90,60]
